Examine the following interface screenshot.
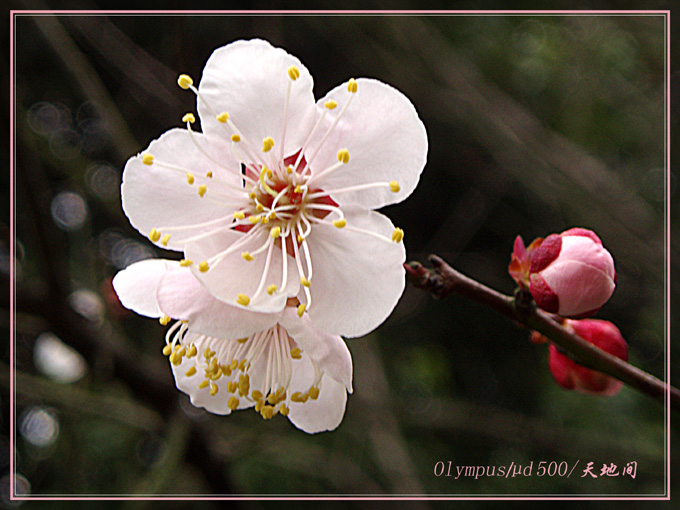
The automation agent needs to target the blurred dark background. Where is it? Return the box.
[3,4,675,506]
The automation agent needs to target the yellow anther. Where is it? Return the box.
[149,228,161,242]
[142,153,154,165]
[262,136,275,152]
[198,380,209,389]
[333,219,347,228]
[300,277,311,288]
[391,228,405,243]
[209,383,219,396]
[269,212,277,220]
[159,314,171,326]
[297,234,304,243]
[309,386,320,400]
[161,233,171,246]
[231,134,241,142]
[270,226,281,239]
[198,261,209,272]
[162,344,172,356]
[185,366,197,377]
[286,166,293,174]
[249,191,257,199]
[255,399,264,412]
[239,359,248,371]
[177,74,193,89]
[267,284,278,295]
[297,303,306,317]
[227,381,237,393]
[227,359,238,371]
[291,392,309,403]
[249,215,261,224]
[186,173,195,185]
[280,403,290,416]
[287,65,301,81]
[294,185,302,194]
[177,347,186,357]
[182,113,196,124]
[290,348,302,360]
[252,390,263,401]
[266,168,273,178]
[241,251,254,261]
[198,185,207,197]
[238,381,250,397]
[187,345,197,358]
[237,294,250,306]
[237,337,248,344]
[267,392,278,405]
[228,396,239,410]
[206,171,213,178]
[337,148,350,164]
[203,347,212,359]
[260,405,275,420]
[207,358,218,373]
[256,203,264,212]
[216,112,229,123]
[389,180,401,193]
[324,99,338,110]
[347,78,358,93]
[233,211,246,220]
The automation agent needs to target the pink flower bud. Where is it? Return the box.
[529,228,616,318]
[549,319,628,396]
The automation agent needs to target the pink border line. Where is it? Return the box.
[9,9,671,502]
[9,9,673,14]
[9,7,15,506]
[665,9,672,501]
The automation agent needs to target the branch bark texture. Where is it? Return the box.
[405,255,678,411]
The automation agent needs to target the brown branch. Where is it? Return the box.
[405,255,679,411]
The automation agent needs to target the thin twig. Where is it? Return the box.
[405,255,679,411]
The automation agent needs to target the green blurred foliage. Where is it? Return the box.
[4,9,672,502]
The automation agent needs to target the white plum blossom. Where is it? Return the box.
[113,259,353,433]
[121,39,427,337]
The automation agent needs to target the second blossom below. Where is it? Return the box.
[113,258,353,433]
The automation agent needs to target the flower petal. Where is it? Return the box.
[122,128,245,251]
[197,39,317,158]
[157,267,281,339]
[280,308,353,392]
[112,258,178,317]
[286,354,348,434]
[304,207,405,337]
[309,78,427,209]
[184,227,300,313]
